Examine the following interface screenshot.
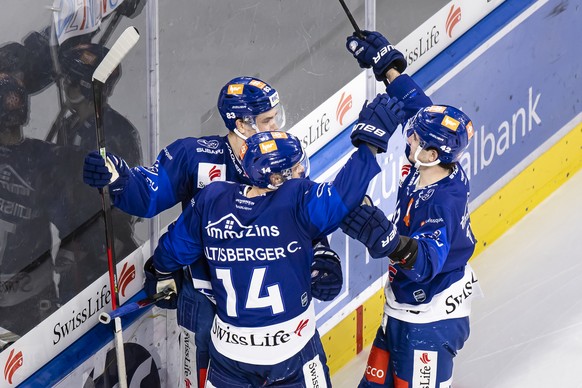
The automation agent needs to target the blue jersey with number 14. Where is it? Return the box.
[154,146,379,328]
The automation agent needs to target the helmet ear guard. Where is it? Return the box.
[217,76,285,135]
[405,105,474,165]
[240,131,309,190]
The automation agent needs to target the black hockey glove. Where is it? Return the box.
[144,257,181,309]
[346,30,407,81]
[311,245,343,301]
[115,0,147,18]
[83,150,130,194]
[352,95,405,153]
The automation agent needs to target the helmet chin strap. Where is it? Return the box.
[233,128,248,141]
[413,146,441,168]
[233,121,261,141]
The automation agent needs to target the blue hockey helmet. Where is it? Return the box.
[240,131,309,189]
[59,43,121,101]
[404,105,474,165]
[217,76,285,134]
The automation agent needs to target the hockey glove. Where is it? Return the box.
[341,199,419,269]
[352,95,405,153]
[83,150,130,194]
[340,200,400,259]
[115,0,147,19]
[311,245,343,301]
[144,257,181,309]
[346,30,407,81]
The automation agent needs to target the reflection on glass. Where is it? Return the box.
[0,72,73,343]
[0,18,144,347]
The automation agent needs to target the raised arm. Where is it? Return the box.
[299,94,406,236]
[346,30,433,119]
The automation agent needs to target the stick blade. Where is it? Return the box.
[92,26,140,83]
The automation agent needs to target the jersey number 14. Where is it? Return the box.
[216,267,285,317]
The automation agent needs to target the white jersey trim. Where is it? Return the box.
[384,264,483,324]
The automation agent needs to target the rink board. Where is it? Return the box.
[318,0,582,374]
[5,0,581,385]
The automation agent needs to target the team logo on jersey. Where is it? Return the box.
[419,188,435,202]
[413,289,427,303]
[412,350,437,388]
[197,139,220,149]
[197,163,226,188]
[3,348,23,384]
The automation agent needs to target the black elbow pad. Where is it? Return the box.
[389,236,418,270]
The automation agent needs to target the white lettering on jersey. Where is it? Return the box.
[197,139,220,149]
[204,245,292,262]
[205,214,279,239]
[211,302,316,365]
[302,354,328,388]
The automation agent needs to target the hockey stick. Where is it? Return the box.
[99,288,176,324]
[336,0,389,87]
[92,26,140,388]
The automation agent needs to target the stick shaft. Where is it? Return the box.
[99,289,176,324]
[113,318,128,388]
[91,26,140,388]
[337,0,364,38]
[337,0,389,86]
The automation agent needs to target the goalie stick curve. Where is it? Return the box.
[92,25,140,388]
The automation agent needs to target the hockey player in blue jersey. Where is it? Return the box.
[148,90,406,385]
[83,76,344,387]
[341,30,482,387]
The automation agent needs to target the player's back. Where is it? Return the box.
[195,180,320,364]
[198,180,316,328]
